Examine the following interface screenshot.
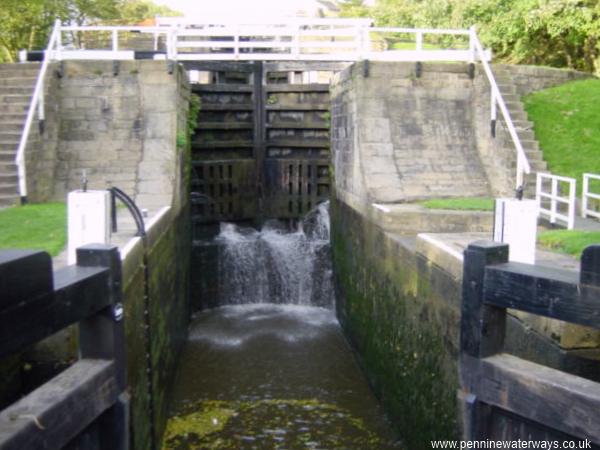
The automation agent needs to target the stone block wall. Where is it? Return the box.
[331,197,461,447]
[27,60,190,211]
[498,64,592,96]
[25,66,61,202]
[330,61,491,211]
[121,204,191,450]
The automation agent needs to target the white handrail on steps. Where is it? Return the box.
[15,20,61,202]
[469,26,531,190]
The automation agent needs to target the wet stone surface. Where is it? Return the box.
[163,304,401,450]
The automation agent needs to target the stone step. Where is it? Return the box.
[0,161,17,176]
[0,132,22,141]
[506,109,528,120]
[0,95,33,104]
[0,86,35,96]
[497,84,517,95]
[0,63,40,71]
[513,119,534,130]
[500,93,519,103]
[0,142,18,151]
[0,77,37,87]
[521,139,539,150]
[0,112,27,121]
[0,103,29,114]
[505,101,525,112]
[0,172,18,183]
[0,122,24,133]
[0,69,40,79]
[0,183,18,195]
[0,194,19,208]
[517,129,535,140]
[0,150,17,163]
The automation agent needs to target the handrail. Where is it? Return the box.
[109,187,146,237]
[582,173,600,220]
[15,19,61,202]
[469,26,530,189]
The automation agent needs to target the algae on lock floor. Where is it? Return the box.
[0,203,66,256]
[162,398,384,450]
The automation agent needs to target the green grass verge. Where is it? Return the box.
[420,197,494,211]
[523,79,600,194]
[0,203,67,256]
[538,230,600,258]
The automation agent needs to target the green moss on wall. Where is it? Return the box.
[331,197,459,447]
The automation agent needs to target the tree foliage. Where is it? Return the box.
[338,0,600,73]
[0,0,180,62]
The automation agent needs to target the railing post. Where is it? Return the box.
[294,24,300,60]
[516,156,523,189]
[468,26,476,63]
[55,19,62,61]
[112,29,119,54]
[582,174,589,218]
[550,177,558,224]
[490,89,497,138]
[535,172,542,209]
[568,179,576,229]
[362,26,371,58]
[416,31,423,51]
[234,24,239,60]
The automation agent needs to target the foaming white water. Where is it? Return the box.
[189,304,338,347]
[215,202,334,308]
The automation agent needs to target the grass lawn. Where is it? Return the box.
[420,197,494,211]
[523,78,600,193]
[538,230,600,258]
[0,203,67,256]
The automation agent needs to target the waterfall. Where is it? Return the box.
[215,201,334,308]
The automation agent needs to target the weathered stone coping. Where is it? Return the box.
[370,203,494,236]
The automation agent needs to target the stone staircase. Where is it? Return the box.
[0,63,39,207]
[492,65,547,197]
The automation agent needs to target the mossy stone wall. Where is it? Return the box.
[331,196,461,447]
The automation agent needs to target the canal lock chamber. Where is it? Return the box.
[165,62,410,449]
[165,202,402,449]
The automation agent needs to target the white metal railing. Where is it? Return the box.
[469,27,530,189]
[16,19,504,202]
[536,172,576,229]
[582,173,600,220]
[15,20,62,200]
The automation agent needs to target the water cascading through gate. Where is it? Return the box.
[215,202,334,308]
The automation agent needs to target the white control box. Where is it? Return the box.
[494,198,538,264]
[68,190,111,265]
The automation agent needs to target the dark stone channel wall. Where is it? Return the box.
[331,197,461,446]
[121,206,191,450]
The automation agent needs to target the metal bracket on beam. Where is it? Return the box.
[415,61,422,78]
[468,63,475,79]
[112,61,120,77]
[490,119,496,138]
[362,59,369,78]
